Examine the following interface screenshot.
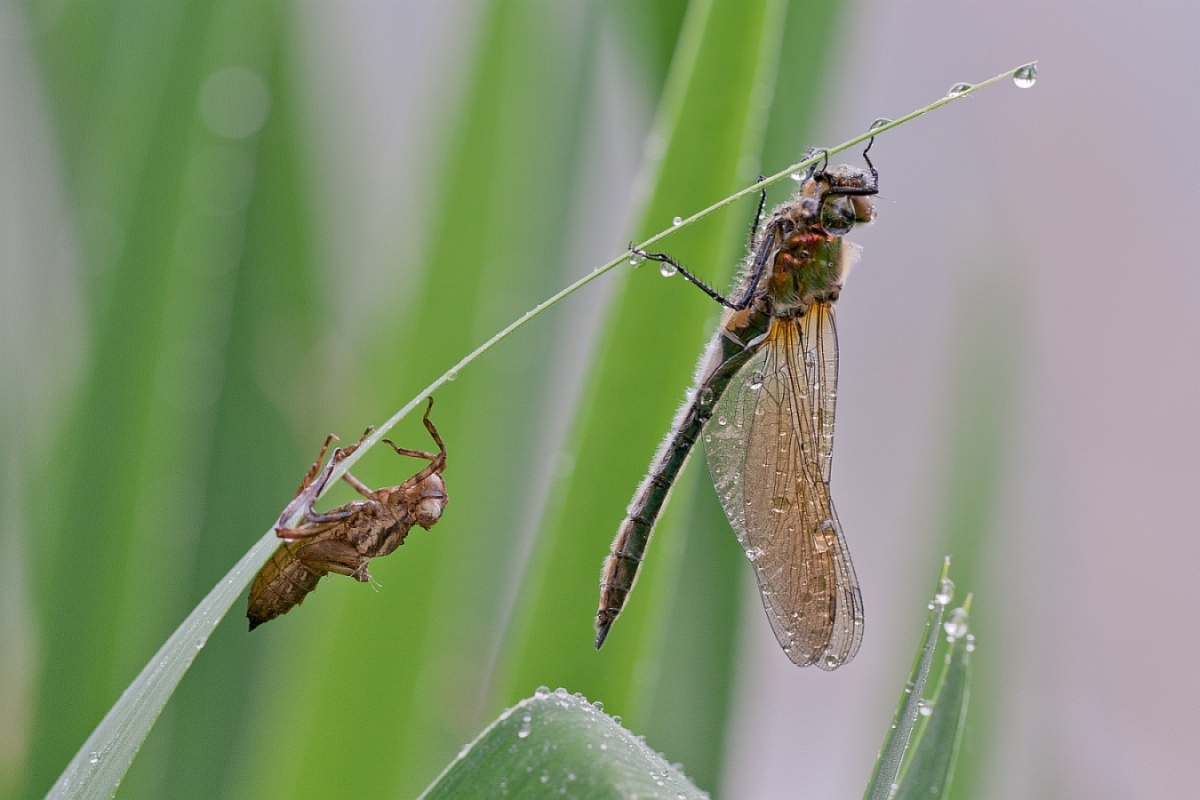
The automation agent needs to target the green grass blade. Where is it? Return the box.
[894,597,973,800]
[863,559,952,800]
[43,530,280,800]
[418,689,708,800]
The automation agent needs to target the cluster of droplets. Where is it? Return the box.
[944,63,1036,100]
[934,576,955,606]
[944,607,969,641]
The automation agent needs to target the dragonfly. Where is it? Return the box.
[247,398,448,630]
[596,146,878,669]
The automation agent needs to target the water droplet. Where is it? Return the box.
[825,654,840,668]
[88,751,100,764]
[445,370,458,382]
[717,415,727,426]
[745,546,763,562]
[592,700,604,712]
[659,262,677,278]
[935,577,955,605]
[947,82,972,97]
[812,528,830,553]
[699,387,714,405]
[517,713,533,738]
[869,117,893,130]
[629,253,644,267]
[789,171,803,181]
[672,216,683,226]
[535,685,550,696]
[918,700,933,717]
[1013,62,1037,88]
[965,633,976,652]
[611,715,622,725]
[944,607,969,640]
[554,687,568,698]
[749,372,764,390]
[539,773,549,783]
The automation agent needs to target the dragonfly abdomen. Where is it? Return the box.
[247,542,326,630]
[596,317,767,648]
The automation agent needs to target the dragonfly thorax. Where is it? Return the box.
[753,163,876,318]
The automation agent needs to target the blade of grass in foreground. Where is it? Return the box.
[45,67,1030,800]
[863,558,953,800]
[418,688,707,800]
[44,533,280,800]
[894,595,973,800]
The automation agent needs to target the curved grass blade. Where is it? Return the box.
[419,688,708,800]
[44,529,281,800]
[894,596,973,800]
[863,558,952,800]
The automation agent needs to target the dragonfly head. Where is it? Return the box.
[814,164,877,236]
[413,473,447,529]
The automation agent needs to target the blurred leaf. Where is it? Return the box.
[895,600,972,800]
[500,0,785,736]
[934,242,1022,800]
[863,560,951,800]
[23,2,300,798]
[607,0,691,87]
[419,690,707,800]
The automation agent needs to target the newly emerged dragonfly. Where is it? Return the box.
[597,147,878,668]
[247,398,448,630]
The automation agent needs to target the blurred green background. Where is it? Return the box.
[2,1,1196,799]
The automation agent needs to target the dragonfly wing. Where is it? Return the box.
[706,304,863,668]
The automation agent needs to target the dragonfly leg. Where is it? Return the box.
[381,397,447,486]
[748,175,767,244]
[629,246,738,309]
[274,434,340,529]
[380,397,444,463]
[341,471,375,499]
[294,435,337,497]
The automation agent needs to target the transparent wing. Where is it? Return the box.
[705,304,863,668]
